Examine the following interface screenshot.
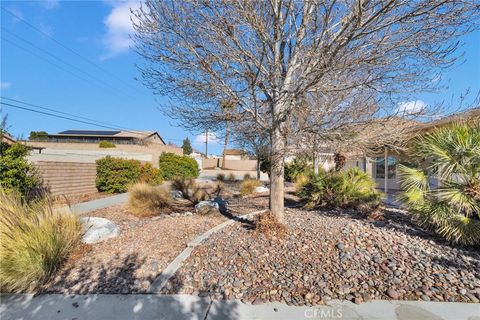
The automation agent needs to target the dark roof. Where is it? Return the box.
[48,130,165,144]
[224,149,245,155]
[58,130,121,136]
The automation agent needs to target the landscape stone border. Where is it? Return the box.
[148,209,267,293]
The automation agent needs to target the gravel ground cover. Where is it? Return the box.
[42,204,228,293]
[162,207,480,305]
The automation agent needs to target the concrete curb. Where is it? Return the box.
[2,293,479,320]
[148,209,267,293]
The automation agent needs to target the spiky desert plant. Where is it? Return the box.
[0,191,81,292]
[171,178,208,205]
[398,121,480,245]
[299,168,381,212]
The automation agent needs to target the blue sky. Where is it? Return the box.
[1,1,479,155]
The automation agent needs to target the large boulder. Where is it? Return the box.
[195,200,220,215]
[81,217,120,244]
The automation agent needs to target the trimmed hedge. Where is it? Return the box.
[98,140,116,148]
[95,156,162,193]
[158,152,199,180]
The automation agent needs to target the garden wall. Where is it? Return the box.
[33,161,97,197]
[202,158,257,171]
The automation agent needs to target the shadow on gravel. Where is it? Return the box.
[316,206,480,261]
[42,253,150,294]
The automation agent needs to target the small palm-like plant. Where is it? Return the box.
[398,121,480,245]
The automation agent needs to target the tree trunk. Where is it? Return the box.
[313,152,319,176]
[256,156,261,180]
[222,121,229,169]
[269,124,285,223]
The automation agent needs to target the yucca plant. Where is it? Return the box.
[0,191,81,292]
[398,121,480,246]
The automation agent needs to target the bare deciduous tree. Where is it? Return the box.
[133,0,479,222]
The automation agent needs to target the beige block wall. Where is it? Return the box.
[26,141,183,168]
[34,161,97,197]
[202,158,257,171]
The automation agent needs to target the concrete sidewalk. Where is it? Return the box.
[57,193,129,215]
[1,294,478,320]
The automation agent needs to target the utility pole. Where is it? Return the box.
[205,128,208,158]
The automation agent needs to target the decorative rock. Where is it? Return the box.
[171,190,183,199]
[336,242,345,250]
[195,201,220,215]
[254,186,269,193]
[387,288,400,299]
[81,217,120,244]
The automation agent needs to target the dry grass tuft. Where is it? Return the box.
[227,173,236,182]
[171,178,208,204]
[254,211,288,240]
[0,191,81,293]
[127,183,172,217]
[240,179,261,196]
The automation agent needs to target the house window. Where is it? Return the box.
[376,156,397,179]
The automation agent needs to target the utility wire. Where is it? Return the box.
[2,37,96,86]
[1,96,137,131]
[2,28,137,100]
[0,99,184,142]
[1,6,138,93]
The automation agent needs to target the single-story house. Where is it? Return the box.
[224,149,248,160]
[38,129,166,145]
[360,108,480,192]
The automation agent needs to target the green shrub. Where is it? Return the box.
[240,179,262,196]
[158,152,199,180]
[398,122,480,245]
[127,183,172,217]
[0,191,81,292]
[227,173,236,182]
[0,143,42,199]
[216,173,225,181]
[139,163,163,185]
[95,156,142,193]
[285,156,312,182]
[98,140,116,148]
[299,167,381,212]
[243,173,251,180]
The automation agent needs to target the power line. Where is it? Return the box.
[1,28,136,99]
[0,98,185,142]
[1,6,138,93]
[2,37,96,86]
[1,96,136,131]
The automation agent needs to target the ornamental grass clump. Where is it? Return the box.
[127,183,172,217]
[240,179,262,196]
[0,191,81,293]
[398,122,480,246]
[299,167,381,213]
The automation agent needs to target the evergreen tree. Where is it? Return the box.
[182,137,192,155]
